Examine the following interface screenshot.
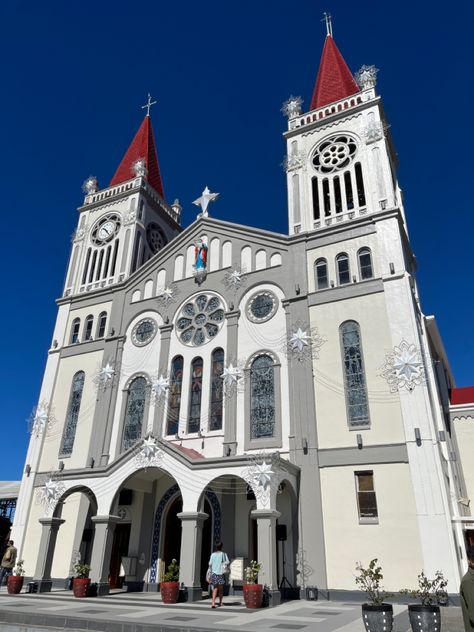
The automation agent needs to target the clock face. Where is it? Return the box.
[91,213,121,246]
[146,223,167,254]
[98,221,116,241]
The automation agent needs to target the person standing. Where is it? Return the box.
[461,546,474,631]
[0,540,17,588]
[208,541,229,608]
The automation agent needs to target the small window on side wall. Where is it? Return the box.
[315,258,328,290]
[83,315,94,341]
[358,248,373,280]
[336,253,350,285]
[355,471,378,523]
[97,312,107,338]
[70,318,81,344]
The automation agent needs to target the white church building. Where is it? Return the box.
[12,27,474,603]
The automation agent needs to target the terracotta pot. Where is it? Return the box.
[161,581,180,604]
[73,577,91,598]
[7,576,24,595]
[243,583,263,609]
[361,604,393,632]
[407,605,440,632]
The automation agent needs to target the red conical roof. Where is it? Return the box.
[310,35,360,110]
[110,115,165,198]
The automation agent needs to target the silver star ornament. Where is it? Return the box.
[193,186,219,217]
[289,328,311,353]
[253,461,275,489]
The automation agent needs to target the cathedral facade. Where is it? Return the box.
[12,30,473,602]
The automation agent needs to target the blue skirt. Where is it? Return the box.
[210,572,225,586]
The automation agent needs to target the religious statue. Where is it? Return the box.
[193,239,208,284]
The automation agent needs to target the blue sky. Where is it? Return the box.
[0,1,472,481]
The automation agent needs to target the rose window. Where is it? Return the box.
[176,294,225,346]
[312,135,357,174]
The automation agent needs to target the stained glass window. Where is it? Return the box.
[340,321,369,426]
[166,356,183,435]
[121,376,147,451]
[60,371,85,456]
[209,349,224,431]
[188,357,203,433]
[250,355,275,439]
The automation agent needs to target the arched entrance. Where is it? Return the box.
[162,496,182,570]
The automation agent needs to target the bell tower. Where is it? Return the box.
[283,18,403,235]
[63,98,182,298]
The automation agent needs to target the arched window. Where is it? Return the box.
[121,377,147,451]
[315,258,329,290]
[358,248,373,280]
[60,371,85,456]
[188,357,203,433]
[336,253,350,285]
[97,312,107,338]
[250,355,275,439]
[83,315,94,341]
[166,356,183,435]
[70,318,81,344]
[340,321,369,426]
[209,349,224,431]
[355,162,366,206]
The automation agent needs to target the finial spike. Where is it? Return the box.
[142,93,157,117]
[322,12,333,37]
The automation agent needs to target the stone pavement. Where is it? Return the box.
[0,589,465,632]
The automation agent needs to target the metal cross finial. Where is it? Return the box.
[322,12,333,37]
[142,93,157,117]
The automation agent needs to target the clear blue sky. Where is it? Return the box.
[0,1,472,480]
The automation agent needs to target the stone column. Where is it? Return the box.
[33,517,65,592]
[89,515,120,596]
[223,309,240,456]
[251,509,281,606]
[153,324,174,438]
[177,511,208,602]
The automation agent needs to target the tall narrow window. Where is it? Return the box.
[355,163,366,207]
[312,177,320,220]
[292,174,301,225]
[70,318,81,344]
[82,248,91,285]
[315,258,329,289]
[334,176,342,213]
[209,349,224,431]
[358,248,373,280]
[131,234,141,273]
[322,179,331,216]
[188,357,203,433]
[250,355,275,439]
[103,245,111,278]
[355,471,378,522]
[336,253,350,285]
[96,250,104,281]
[97,312,107,338]
[166,356,183,435]
[60,371,85,456]
[340,321,370,426]
[111,239,119,276]
[88,250,97,283]
[344,171,354,209]
[83,315,94,341]
[121,377,147,451]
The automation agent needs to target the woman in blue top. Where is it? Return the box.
[208,541,229,608]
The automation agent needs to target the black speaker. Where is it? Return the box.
[119,489,133,505]
[276,524,287,541]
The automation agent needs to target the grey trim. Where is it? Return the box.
[223,310,240,455]
[153,324,174,438]
[318,443,409,467]
[60,338,106,358]
[307,223,376,248]
[308,278,384,306]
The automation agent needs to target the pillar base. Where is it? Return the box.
[183,586,203,602]
[96,582,110,596]
[267,589,281,607]
[34,579,52,593]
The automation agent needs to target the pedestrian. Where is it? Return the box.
[0,540,17,588]
[207,541,230,608]
[461,546,474,631]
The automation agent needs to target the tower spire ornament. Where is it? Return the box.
[142,93,157,117]
[322,12,333,37]
[193,186,220,218]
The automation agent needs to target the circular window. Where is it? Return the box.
[246,291,278,323]
[312,135,357,174]
[91,213,121,245]
[176,294,225,346]
[146,222,167,254]
[132,318,158,346]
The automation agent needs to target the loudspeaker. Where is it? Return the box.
[119,489,133,505]
[276,524,287,541]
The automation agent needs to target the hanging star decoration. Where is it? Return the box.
[285,323,326,363]
[220,362,245,398]
[193,186,219,218]
[29,402,55,436]
[223,266,247,293]
[380,340,425,393]
[281,95,303,118]
[253,461,275,489]
[289,328,311,353]
[36,476,66,516]
[132,157,148,178]
[355,65,379,90]
[242,452,282,507]
[135,435,164,469]
[82,176,98,195]
[157,284,179,309]
[94,361,116,391]
[151,374,169,404]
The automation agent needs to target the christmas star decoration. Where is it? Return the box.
[380,340,425,392]
[94,361,117,391]
[221,364,243,388]
[151,375,169,400]
[253,461,275,489]
[44,479,58,499]
[289,328,311,353]
[33,405,49,433]
[141,436,159,459]
[193,186,219,217]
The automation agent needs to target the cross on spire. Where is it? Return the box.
[322,12,333,37]
[142,93,157,117]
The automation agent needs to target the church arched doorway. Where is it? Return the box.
[162,495,182,571]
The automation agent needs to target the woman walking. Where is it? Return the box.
[208,541,229,608]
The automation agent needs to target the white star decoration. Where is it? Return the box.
[157,284,178,309]
[94,361,116,391]
[141,436,160,459]
[151,375,169,400]
[380,340,425,393]
[135,435,164,468]
[29,402,55,436]
[289,328,311,353]
[223,267,247,293]
[193,186,219,217]
[285,323,326,363]
[253,461,274,489]
[221,364,243,388]
[36,477,66,516]
[241,452,282,507]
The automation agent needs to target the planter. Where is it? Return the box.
[408,605,441,632]
[160,581,180,604]
[7,576,24,595]
[361,604,393,632]
[73,577,91,598]
[243,583,263,609]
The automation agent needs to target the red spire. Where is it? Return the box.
[310,35,360,110]
[110,115,165,198]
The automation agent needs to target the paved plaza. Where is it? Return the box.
[0,590,465,632]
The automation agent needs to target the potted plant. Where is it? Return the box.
[7,560,26,595]
[355,559,393,632]
[72,562,91,598]
[243,560,264,609]
[160,559,180,604]
[401,570,447,632]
